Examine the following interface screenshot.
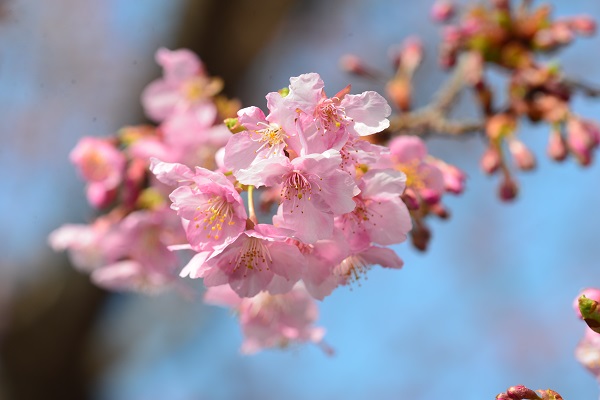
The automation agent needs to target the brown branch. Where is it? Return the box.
[388,55,485,137]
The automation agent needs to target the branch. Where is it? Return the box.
[388,55,485,137]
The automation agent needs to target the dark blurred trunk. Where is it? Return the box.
[0,0,294,399]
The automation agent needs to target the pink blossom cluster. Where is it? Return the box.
[387,136,465,250]
[149,70,419,352]
[50,49,234,293]
[50,47,464,353]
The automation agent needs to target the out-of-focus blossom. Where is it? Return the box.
[205,284,326,354]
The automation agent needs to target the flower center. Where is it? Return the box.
[282,171,313,201]
[254,122,288,155]
[396,160,426,190]
[315,99,347,131]
[233,237,272,275]
[335,255,371,285]
[193,195,235,240]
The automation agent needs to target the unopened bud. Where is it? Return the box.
[574,288,600,319]
[579,295,600,334]
[480,146,501,174]
[538,389,563,400]
[386,77,412,112]
[431,0,455,23]
[570,16,597,36]
[486,113,517,141]
[339,54,372,77]
[401,189,420,210]
[509,139,536,171]
[411,225,431,251]
[430,203,449,219]
[499,176,518,202]
[567,117,600,166]
[547,128,568,161]
[400,37,424,74]
[496,394,512,400]
[507,385,540,399]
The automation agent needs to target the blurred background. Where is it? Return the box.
[2,0,600,399]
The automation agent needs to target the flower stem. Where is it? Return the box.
[247,185,258,225]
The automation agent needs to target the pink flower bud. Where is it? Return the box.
[507,385,540,399]
[496,395,512,400]
[567,117,600,166]
[431,0,455,23]
[570,15,597,36]
[480,146,501,174]
[401,189,420,210]
[508,139,536,171]
[486,113,517,141]
[499,176,518,202]
[386,77,412,112]
[574,288,600,319]
[430,203,449,219]
[547,128,568,162]
[400,37,424,74]
[339,54,371,77]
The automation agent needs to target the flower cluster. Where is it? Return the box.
[50,48,237,293]
[436,0,599,200]
[151,71,414,351]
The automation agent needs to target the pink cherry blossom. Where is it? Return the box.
[334,245,404,286]
[224,106,291,173]
[204,284,325,354]
[192,224,306,298]
[151,159,248,251]
[336,169,412,250]
[141,48,221,123]
[239,150,359,244]
[284,73,391,139]
[290,229,350,300]
[69,136,126,208]
[388,135,446,204]
[48,216,115,271]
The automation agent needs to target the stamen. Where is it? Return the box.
[194,196,235,240]
[231,237,272,276]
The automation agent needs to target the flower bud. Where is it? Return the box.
[430,203,449,219]
[498,176,518,202]
[399,37,424,74]
[570,16,597,36]
[486,113,517,141]
[496,394,512,400]
[386,77,412,112]
[431,0,455,23]
[538,389,563,400]
[411,225,431,251]
[507,385,540,399]
[401,189,420,210]
[578,295,600,334]
[480,146,501,174]
[567,117,600,166]
[339,54,371,77]
[508,139,536,171]
[547,128,567,162]
[574,288,600,319]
